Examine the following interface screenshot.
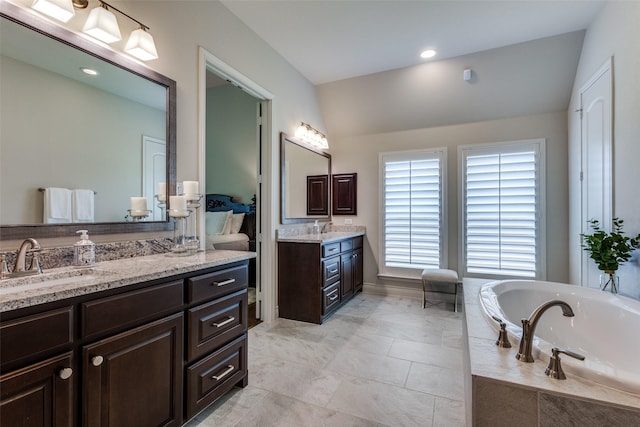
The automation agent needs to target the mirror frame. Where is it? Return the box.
[0,2,176,240]
[280,132,331,224]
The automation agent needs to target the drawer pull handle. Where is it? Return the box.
[213,278,236,287]
[328,269,338,274]
[328,294,338,301]
[212,317,235,328]
[91,356,104,367]
[58,367,73,380]
[328,248,337,252]
[211,365,235,381]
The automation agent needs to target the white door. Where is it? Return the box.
[580,58,613,288]
[142,136,166,221]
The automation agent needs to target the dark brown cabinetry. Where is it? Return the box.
[278,235,364,324]
[0,259,249,426]
[83,313,184,427]
[332,173,357,215]
[0,352,74,427]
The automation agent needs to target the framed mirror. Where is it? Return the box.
[0,3,176,240]
[280,132,331,224]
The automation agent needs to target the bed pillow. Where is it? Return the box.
[228,213,245,234]
[205,210,232,236]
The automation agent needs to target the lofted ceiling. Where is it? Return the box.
[220,0,605,85]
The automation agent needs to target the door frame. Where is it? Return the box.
[197,47,276,322]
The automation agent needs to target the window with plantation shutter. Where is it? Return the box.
[380,149,446,273]
[460,139,545,279]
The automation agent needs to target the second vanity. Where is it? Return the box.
[0,250,254,426]
[277,231,364,324]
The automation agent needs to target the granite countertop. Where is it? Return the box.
[276,230,365,244]
[463,278,640,410]
[0,250,256,313]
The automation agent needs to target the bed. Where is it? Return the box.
[205,194,256,251]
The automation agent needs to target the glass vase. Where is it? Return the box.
[599,271,619,294]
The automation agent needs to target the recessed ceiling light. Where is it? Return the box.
[80,67,99,76]
[420,49,437,59]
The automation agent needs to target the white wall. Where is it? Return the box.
[568,1,640,297]
[205,84,258,204]
[330,111,569,286]
[318,31,584,139]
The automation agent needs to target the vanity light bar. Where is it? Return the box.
[31,0,158,61]
[294,122,329,150]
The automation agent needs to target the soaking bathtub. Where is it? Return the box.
[479,280,640,395]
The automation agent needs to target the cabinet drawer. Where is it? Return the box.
[322,243,341,258]
[322,282,341,315]
[81,280,183,339]
[187,290,247,362]
[186,334,247,419]
[1,306,73,368]
[340,239,354,252]
[188,264,248,304]
[353,236,363,249]
[322,256,340,286]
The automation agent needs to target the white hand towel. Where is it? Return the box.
[43,187,72,223]
[72,189,95,222]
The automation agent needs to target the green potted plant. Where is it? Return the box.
[581,217,640,293]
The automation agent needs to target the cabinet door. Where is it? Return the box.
[340,252,354,299]
[0,352,74,427]
[83,313,183,427]
[353,248,363,292]
[332,173,357,215]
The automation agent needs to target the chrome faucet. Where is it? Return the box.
[2,238,43,279]
[515,300,575,363]
[321,222,333,233]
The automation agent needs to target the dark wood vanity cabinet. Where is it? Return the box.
[278,235,364,324]
[0,352,75,427]
[0,260,249,427]
[82,314,184,427]
[0,306,75,427]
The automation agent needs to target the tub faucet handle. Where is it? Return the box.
[491,316,512,348]
[545,347,585,380]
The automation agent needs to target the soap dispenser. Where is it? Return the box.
[312,220,321,235]
[74,230,95,267]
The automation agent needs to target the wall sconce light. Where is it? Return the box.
[31,0,76,23]
[82,1,121,44]
[31,0,159,61]
[294,122,329,150]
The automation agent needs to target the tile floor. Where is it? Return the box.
[186,293,466,427]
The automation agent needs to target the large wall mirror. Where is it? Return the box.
[280,132,331,224]
[0,3,176,240]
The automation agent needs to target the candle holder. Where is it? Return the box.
[168,209,191,255]
[126,209,151,221]
[182,193,203,251]
[155,195,167,220]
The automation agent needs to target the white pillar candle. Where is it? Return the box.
[130,197,147,212]
[157,182,166,201]
[170,195,187,213]
[183,180,199,195]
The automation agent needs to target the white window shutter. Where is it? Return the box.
[463,142,543,278]
[383,153,443,270]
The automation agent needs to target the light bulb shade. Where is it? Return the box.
[32,0,75,23]
[82,6,122,44]
[125,28,158,61]
[295,124,307,139]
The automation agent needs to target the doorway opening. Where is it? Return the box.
[198,47,275,326]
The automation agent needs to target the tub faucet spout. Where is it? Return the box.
[516,299,574,363]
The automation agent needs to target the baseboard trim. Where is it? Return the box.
[362,282,456,304]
